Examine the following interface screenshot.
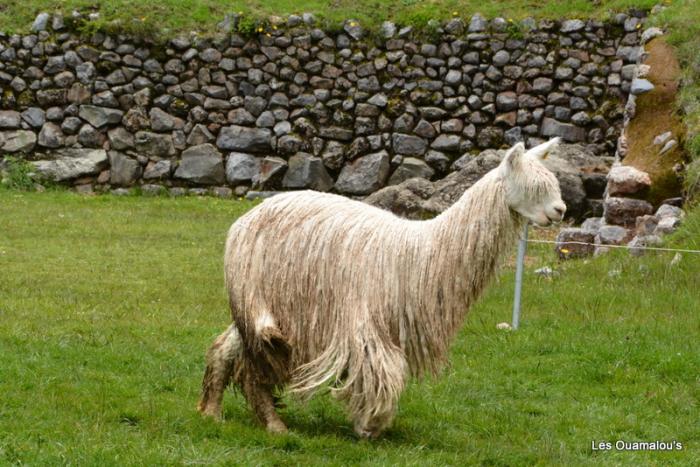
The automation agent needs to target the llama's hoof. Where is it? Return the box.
[197,402,222,420]
[266,419,288,434]
[354,427,381,440]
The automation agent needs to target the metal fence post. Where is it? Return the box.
[512,223,529,330]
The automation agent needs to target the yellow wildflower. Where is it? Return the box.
[560,248,570,254]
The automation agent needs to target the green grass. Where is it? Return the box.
[0,0,662,37]
[0,190,698,465]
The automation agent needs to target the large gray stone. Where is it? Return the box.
[0,111,21,129]
[555,228,595,259]
[595,225,631,246]
[1,131,37,153]
[335,150,390,195]
[107,127,135,151]
[32,148,108,181]
[365,149,503,219]
[149,108,182,132]
[430,134,461,152]
[282,152,333,191]
[32,12,51,32]
[226,152,261,184]
[655,204,684,219]
[255,156,288,189]
[79,105,124,128]
[392,133,427,156]
[37,122,65,148]
[109,151,142,186]
[20,108,45,129]
[604,197,654,226]
[174,144,225,185]
[134,131,176,157]
[630,78,654,95]
[321,141,346,171]
[607,165,651,197]
[561,19,585,33]
[388,157,435,185]
[541,117,586,142]
[143,160,172,180]
[216,125,272,153]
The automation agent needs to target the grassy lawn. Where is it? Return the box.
[0,190,698,465]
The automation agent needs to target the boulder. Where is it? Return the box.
[32,148,108,181]
[392,133,427,156]
[78,105,124,128]
[366,149,502,219]
[255,156,288,189]
[149,108,182,132]
[607,165,651,197]
[555,228,595,259]
[366,144,606,221]
[581,217,603,234]
[109,151,142,186]
[107,127,135,150]
[595,225,631,246]
[655,204,684,219]
[430,134,461,152]
[635,214,659,236]
[134,131,176,157]
[604,197,654,226]
[216,125,272,153]
[143,160,172,180]
[541,117,586,142]
[0,111,21,129]
[388,157,435,185]
[335,150,390,195]
[321,141,346,171]
[37,123,65,148]
[20,108,45,129]
[226,152,261,185]
[282,153,333,192]
[364,178,437,219]
[174,144,225,185]
[1,130,37,153]
[654,216,681,235]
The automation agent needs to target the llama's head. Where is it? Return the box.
[499,138,566,226]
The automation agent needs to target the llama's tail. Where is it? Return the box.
[248,313,292,386]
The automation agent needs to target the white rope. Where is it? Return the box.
[524,238,700,255]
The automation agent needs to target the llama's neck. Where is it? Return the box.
[403,172,523,376]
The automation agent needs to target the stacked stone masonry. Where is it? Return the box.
[0,12,646,196]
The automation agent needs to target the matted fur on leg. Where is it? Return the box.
[198,324,242,418]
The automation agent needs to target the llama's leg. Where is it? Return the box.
[197,324,242,419]
[240,370,288,434]
[343,342,408,439]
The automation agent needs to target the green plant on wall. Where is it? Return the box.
[0,156,35,191]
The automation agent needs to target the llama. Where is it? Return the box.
[198,138,566,438]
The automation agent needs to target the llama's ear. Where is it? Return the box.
[501,142,526,174]
[527,137,561,160]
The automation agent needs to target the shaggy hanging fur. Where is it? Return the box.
[198,139,566,438]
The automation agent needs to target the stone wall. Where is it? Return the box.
[0,12,645,196]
